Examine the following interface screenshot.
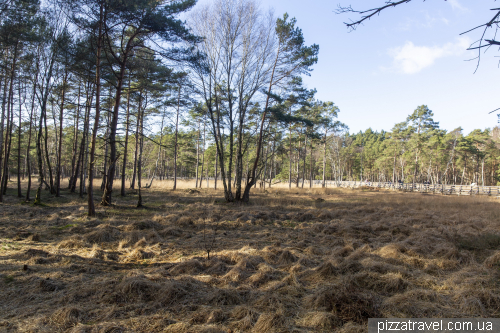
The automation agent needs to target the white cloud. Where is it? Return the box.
[398,12,449,31]
[388,37,470,74]
[448,0,467,12]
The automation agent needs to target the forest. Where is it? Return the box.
[1,0,499,213]
[2,0,500,332]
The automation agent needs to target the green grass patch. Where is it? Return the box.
[3,275,14,283]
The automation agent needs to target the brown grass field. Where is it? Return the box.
[1,179,500,332]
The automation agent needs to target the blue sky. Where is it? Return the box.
[191,0,500,135]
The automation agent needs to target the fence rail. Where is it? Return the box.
[315,180,500,196]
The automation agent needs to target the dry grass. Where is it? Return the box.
[1,180,500,332]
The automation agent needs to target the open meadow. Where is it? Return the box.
[1,180,500,332]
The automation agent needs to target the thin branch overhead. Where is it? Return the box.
[335,0,413,30]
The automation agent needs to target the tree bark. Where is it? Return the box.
[68,84,81,190]
[56,71,68,197]
[173,86,180,191]
[130,93,141,190]
[137,103,144,207]
[121,79,131,196]
[88,2,104,216]
[0,68,7,202]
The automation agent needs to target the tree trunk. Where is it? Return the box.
[173,85,180,191]
[34,49,56,204]
[309,142,313,188]
[0,69,7,202]
[130,100,140,189]
[68,84,81,189]
[101,55,129,206]
[1,43,18,198]
[137,102,144,207]
[289,114,292,189]
[121,80,131,196]
[17,78,22,197]
[88,3,104,216]
[322,129,327,187]
[25,68,38,202]
[100,110,110,191]
[56,71,68,197]
[302,133,307,188]
[214,150,218,190]
[195,119,200,188]
[200,115,206,188]
[74,83,92,194]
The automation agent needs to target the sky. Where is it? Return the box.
[190,0,500,135]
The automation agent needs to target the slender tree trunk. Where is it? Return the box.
[296,134,301,188]
[68,84,81,189]
[3,73,16,195]
[289,115,292,189]
[80,102,90,197]
[214,150,218,190]
[35,45,57,204]
[263,143,268,190]
[75,84,92,194]
[17,79,22,197]
[309,142,313,188]
[270,135,276,188]
[101,55,130,206]
[43,103,54,194]
[88,3,104,216]
[322,130,327,187]
[146,109,164,188]
[121,79,131,196]
[131,93,141,189]
[302,133,307,188]
[0,69,7,202]
[56,71,68,197]
[25,69,38,202]
[200,115,206,188]
[482,158,485,187]
[100,110,109,191]
[1,44,18,198]
[195,119,200,188]
[137,103,144,207]
[173,86,180,191]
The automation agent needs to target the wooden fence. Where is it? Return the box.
[310,180,500,196]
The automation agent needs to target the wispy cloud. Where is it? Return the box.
[398,12,449,31]
[448,0,467,12]
[387,37,470,74]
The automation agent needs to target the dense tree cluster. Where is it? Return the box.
[0,0,498,214]
[326,106,500,186]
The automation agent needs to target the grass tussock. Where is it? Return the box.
[1,181,500,332]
